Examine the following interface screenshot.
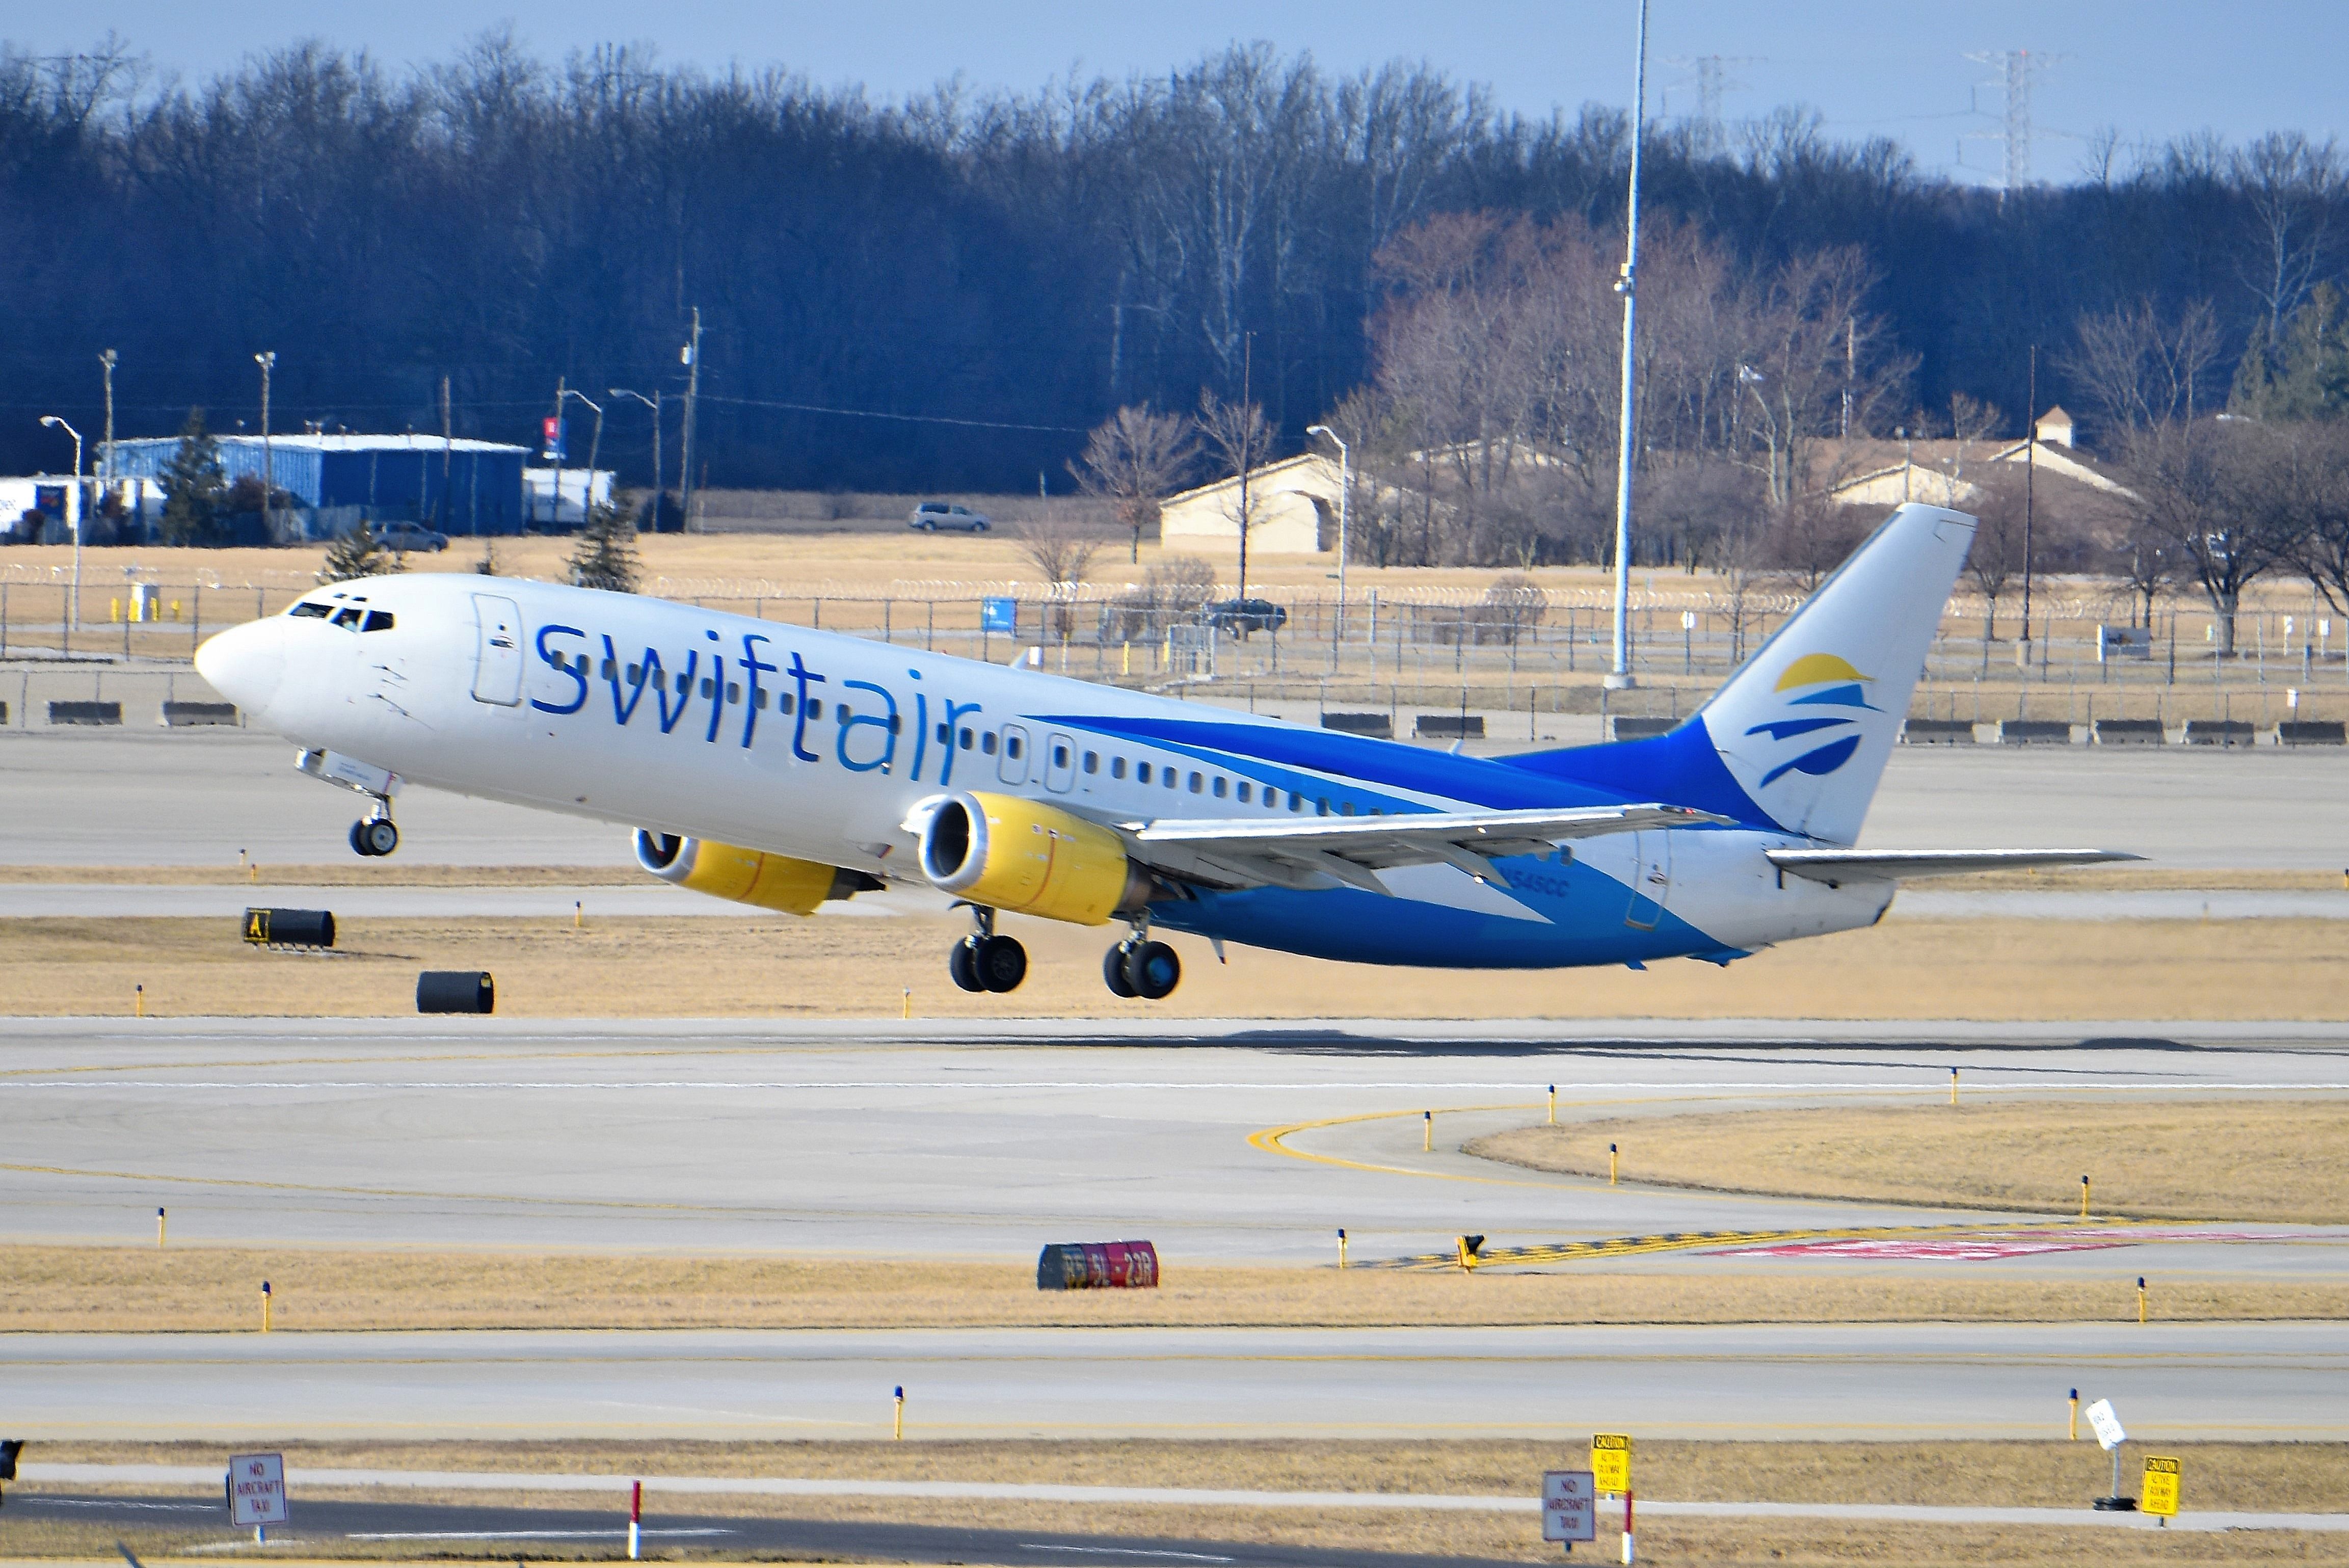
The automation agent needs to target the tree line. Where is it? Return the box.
[2,34,2343,547]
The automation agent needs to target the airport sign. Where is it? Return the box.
[227,1453,289,1526]
[1591,1433,1631,1494]
[1542,1470,1597,1543]
[2142,1456,2181,1517]
[2084,1398,2126,1451]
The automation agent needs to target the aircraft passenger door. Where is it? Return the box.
[470,594,525,706]
[1622,831,1673,931]
[996,723,1031,786]
[1042,731,1077,793]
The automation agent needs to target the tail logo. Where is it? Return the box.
[1748,653,1878,786]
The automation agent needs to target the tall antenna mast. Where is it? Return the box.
[1607,0,1649,691]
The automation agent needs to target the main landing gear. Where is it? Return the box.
[1103,919,1181,1001]
[948,905,1027,993]
[347,801,399,858]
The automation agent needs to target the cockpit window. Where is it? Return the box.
[289,601,332,618]
[331,607,364,629]
[362,610,394,632]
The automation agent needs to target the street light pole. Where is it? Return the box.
[254,352,277,542]
[610,388,662,527]
[1606,0,1649,691]
[40,415,84,629]
[99,349,117,536]
[560,389,605,520]
[1306,424,1350,649]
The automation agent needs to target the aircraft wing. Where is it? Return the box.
[1127,803,1731,896]
[1766,848,2143,886]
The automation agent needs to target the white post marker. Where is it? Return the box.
[226,1452,289,1544]
[2084,1397,2132,1508]
[1543,1470,1598,1553]
[629,1478,643,1559]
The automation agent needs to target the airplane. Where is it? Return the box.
[194,501,2133,1000]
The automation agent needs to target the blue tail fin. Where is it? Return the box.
[1502,503,1978,845]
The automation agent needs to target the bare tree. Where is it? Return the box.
[1963,467,2028,658]
[1069,405,1197,563]
[1195,389,1273,599]
[2274,420,2349,619]
[2230,131,2346,342]
[2063,299,2223,438]
[2110,417,2290,656]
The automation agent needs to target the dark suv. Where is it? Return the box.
[1202,597,1288,637]
[907,501,992,533]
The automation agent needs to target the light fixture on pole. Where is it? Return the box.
[99,349,117,530]
[254,352,277,541]
[610,388,662,526]
[1605,0,1650,691]
[560,388,605,520]
[1306,424,1350,648]
[39,414,84,629]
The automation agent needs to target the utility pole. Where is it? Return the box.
[1607,0,1649,690]
[1307,424,1350,648]
[2019,346,2037,670]
[254,352,276,541]
[99,349,117,531]
[1840,317,1855,439]
[679,306,703,534]
[1235,331,1254,605]
[562,389,605,519]
[551,375,568,528]
[439,376,453,529]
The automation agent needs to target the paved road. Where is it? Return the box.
[8,727,2347,869]
[6,1323,2344,1442]
[2,1491,1517,1568]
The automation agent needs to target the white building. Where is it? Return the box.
[524,467,617,527]
[1159,454,1341,556]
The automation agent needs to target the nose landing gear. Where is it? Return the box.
[946,905,1026,993]
[348,804,399,857]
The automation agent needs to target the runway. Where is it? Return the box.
[8,726,2347,869]
[7,1322,2343,1441]
[5,1017,2344,1262]
[6,1011,2344,1443]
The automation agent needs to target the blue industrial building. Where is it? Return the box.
[108,433,532,538]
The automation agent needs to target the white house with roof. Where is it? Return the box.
[1825,408,2134,510]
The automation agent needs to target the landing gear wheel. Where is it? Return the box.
[349,819,372,857]
[1122,940,1181,1000]
[948,937,985,993]
[1103,942,1139,998]
[359,817,399,857]
[975,934,1028,993]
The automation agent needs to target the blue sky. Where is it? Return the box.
[16,1,2340,185]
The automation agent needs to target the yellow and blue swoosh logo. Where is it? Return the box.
[1747,653,1876,786]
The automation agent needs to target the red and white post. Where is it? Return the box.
[628,1479,642,1560]
[1620,1489,1634,1564]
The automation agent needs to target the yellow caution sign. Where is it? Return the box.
[1592,1432,1631,1495]
[2142,1455,2180,1518]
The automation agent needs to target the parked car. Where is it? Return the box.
[907,501,991,533]
[1201,597,1288,637]
[370,520,449,553]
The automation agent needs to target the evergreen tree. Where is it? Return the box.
[157,407,226,546]
[2232,284,2349,421]
[317,527,404,583]
[567,497,640,593]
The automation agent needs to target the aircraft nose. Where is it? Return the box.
[195,616,287,716]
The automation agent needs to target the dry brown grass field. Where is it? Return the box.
[4,911,2345,1020]
[1474,1100,2349,1224]
[6,1246,2340,1334]
[11,1440,2345,1564]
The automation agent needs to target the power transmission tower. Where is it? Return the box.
[1962,49,2063,191]
[1663,54,1757,155]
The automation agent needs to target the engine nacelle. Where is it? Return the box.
[633,831,878,916]
[916,790,1150,926]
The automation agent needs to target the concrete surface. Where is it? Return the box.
[7,727,2347,869]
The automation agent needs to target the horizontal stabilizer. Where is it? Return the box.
[1767,848,2144,885]
[1132,803,1730,895]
